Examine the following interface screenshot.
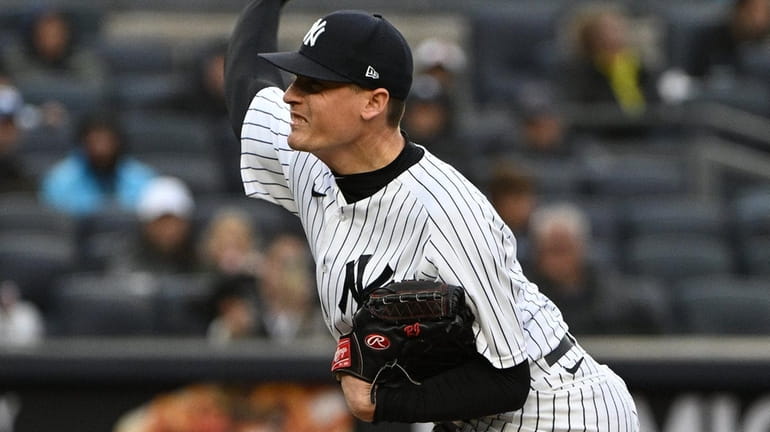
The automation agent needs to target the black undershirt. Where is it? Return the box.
[333,138,423,203]
[374,356,530,423]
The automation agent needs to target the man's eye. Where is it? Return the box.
[294,78,324,93]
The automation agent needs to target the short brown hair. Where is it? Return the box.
[387,98,406,128]
[487,164,535,202]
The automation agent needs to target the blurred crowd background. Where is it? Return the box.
[1,0,770,349]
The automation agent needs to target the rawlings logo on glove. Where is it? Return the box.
[331,280,477,389]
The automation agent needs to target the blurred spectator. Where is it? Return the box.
[40,112,156,217]
[528,203,611,334]
[171,41,246,195]
[512,83,577,159]
[109,176,201,275]
[560,3,660,117]
[202,209,263,344]
[254,233,325,343]
[487,164,538,261]
[0,280,44,346]
[115,384,234,432]
[403,75,468,172]
[0,84,36,193]
[206,278,259,344]
[207,233,325,345]
[114,383,353,432]
[1,7,107,125]
[413,37,467,91]
[201,208,263,277]
[687,0,770,78]
[174,41,229,120]
[527,203,664,335]
[1,7,106,85]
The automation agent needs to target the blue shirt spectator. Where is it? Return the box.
[40,113,156,216]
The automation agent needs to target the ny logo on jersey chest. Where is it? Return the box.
[338,255,393,314]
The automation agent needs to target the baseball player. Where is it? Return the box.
[224,0,639,430]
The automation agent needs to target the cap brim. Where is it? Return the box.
[259,51,350,82]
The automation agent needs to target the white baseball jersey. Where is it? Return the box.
[240,86,639,431]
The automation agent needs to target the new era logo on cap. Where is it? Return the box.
[365,66,380,80]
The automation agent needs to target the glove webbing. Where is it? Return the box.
[367,288,459,321]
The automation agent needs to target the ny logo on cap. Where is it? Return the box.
[303,19,327,47]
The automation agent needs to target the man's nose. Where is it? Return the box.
[283,81,301,104]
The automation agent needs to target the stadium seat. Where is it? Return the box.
[620,196,726,241]
[743,44,770,86]
[0,6,104,46]
[609,274,674,334]
[120,110,213,155]
[140,153,225,195]
[522,157,583,199]
[98,38,176,76]
[19,150,65,179]
[469,3,563,106]
[582,154,686,198]
[731,186,770,273]
[16,77,107,116]
[111,73,188,109]
[75,208,140,271]
[154,273,215,335]
[743,236,770,276]
[18,125,72,155]
[675,278,770,334]
[655,2,725,72]
[733,186,770,238]
[0,193,75,236]
[586,237,620,273]
[625,233,734,283]
[51,272,159,336]
[574,197,621,242]
[0,232,76,312]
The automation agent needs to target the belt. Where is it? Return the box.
[543,334,575,366]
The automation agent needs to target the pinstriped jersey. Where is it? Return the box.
[240,86,568,369]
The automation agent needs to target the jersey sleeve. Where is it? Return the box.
[425,229,529,369]
[240,86,298,215]
[416,165,534,369]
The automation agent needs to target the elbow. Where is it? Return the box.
[509,382,530,412]
[505,362,531,412]
[491,361,530,414]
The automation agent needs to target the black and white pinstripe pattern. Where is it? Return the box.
[240,87,638,430]
[459,342,639,431]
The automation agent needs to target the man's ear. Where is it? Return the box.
[360,88,390,121]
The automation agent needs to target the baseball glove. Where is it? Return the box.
[331,280,477,388]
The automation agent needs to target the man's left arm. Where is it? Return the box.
[341,356,530,423]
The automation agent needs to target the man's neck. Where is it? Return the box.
[333,136,424,203]
[317,127,406,175]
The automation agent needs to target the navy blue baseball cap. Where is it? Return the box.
[259,10,413,100]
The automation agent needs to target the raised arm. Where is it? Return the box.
[225,0,286,138]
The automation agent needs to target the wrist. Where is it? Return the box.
[340,374,376,422]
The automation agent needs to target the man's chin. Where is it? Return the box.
[287,134,309,152]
